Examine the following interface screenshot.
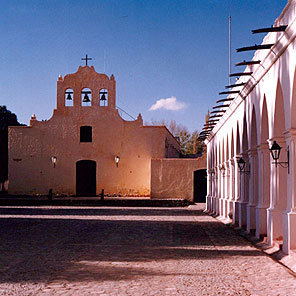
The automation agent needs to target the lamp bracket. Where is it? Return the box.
[271,147,289,174]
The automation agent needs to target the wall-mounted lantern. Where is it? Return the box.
[115,155,120,167]
[269,140,289,173]
[208,169,215,177]
[51,156,57,168]
[237,157,250,174]
[219,164,226,176]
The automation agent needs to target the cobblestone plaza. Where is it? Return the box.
[0,204,296,295]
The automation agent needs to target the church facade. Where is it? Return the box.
[8,66,180,197]
[206,0,296,255]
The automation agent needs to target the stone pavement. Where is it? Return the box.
[0,204,296,296]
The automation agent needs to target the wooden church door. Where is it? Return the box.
[76,160,96,196]
[193,169,207,202]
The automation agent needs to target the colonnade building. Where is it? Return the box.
[205,0,296,255]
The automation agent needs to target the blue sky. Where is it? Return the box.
[0,0,287,132]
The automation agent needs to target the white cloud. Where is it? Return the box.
[149,96,187,111]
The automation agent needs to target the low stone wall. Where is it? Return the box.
[151,154,206,201]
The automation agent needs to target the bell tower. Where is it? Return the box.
[56,65,116,110]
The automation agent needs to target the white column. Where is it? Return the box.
[206,151,211,212]
[206,169,211,212]
[219,163,225,217]
[206,166,214,213]
[239,154,249,228]
[213,167,219,214]
[233,156,240,224]
[256,143,270,238]
[267,137,287,246]
[247,149,258,233]
[218,164,224,216]
[283,131,296,254]
[227,159,234,221]
[222,162,229,218]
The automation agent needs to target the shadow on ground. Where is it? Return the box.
[0,207,205,217]
[0,206,264,284]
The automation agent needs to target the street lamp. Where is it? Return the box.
[219,164,226,176]
[237,157,245,171]
[269,140,289,173]
[237,157,250,174]
[115,155,120,167]
[51,156,57,168]
[208,169,215,177]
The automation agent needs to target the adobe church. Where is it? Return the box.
[8,64,181,197]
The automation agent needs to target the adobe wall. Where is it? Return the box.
[8,66,180,196]
[8,111,177,196]
[150,154,207,201]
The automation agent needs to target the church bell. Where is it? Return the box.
[83,93,90,102]
[66,93,72,100]
[100,93,106,101]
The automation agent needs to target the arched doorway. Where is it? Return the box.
[193,169,207,202]
[76,160,96,196]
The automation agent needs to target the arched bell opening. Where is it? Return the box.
[65,88,73,107]
[99,89,108,106]
[81,88,92,107]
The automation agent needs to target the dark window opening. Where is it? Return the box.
[80,126,92,142]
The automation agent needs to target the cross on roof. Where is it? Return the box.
[81,54,92,66]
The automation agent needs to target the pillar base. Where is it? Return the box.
[212,196,218,215]
[222,198,229,218]
[267,208,283,246]
[232,200,240,225]
[227,200,233,220]
[218,198,223,216]
[247,204,256,233]
[206,195,212,212]
[255,205,268,238]
[212,196,217,214]
[239,202,248,228]
[283,211,296,254]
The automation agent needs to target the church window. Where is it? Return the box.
[99,89,108,106]
[65,89,73,106]
[81,88,91,106]
[80,126,92,142]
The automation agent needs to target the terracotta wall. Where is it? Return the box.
[8,66,180,196]
[150,154,206,201]
[9,109,179,196]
